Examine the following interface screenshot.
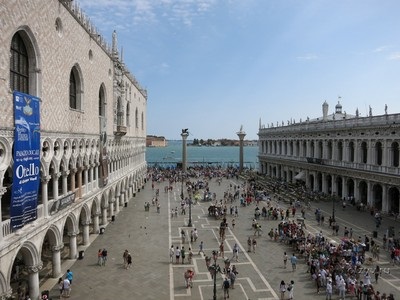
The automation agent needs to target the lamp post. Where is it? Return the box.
[211,250,220,300]
[181,128,191,227]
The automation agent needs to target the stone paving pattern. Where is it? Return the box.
[42,176,400,300]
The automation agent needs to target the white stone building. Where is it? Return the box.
[258,101,400,214]
[0,1,147,299]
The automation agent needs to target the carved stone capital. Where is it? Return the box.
[41,175,51,184]
[81,220,91,226]
[0,187,7,196]
[68,231,79,237]
[52,172,61,180]
[62,170,70,177]
[52,243,64,252]
[26,262,43,273]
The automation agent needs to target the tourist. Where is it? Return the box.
[57,277,63,298]
[126,252,132,269]
[279,280,286,300]
[198,241,204,255]
[287,280,294,300]
[97,249,103,266]
[123,249,129,268]
[101,248,108,266]
[170,245,175,263]
[62,277,71,298]
[188,248,193,264]
[181,247,186,264]
[219,241,224,258]
[232,243,239,262]
[283,251,288,269]
[223,277,230,299]
[290,254,297,271]
[66,269,73,285]
[175,246,181,264]
[247,237,252,252]
[326,279,333,300]
[252,237,257,253]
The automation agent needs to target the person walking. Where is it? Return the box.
[231,218,236,229]
[97,249,103,266]
[198,241,204,256]
[126,252,132,269]
[102,249,108,266]
[247,237,252,252]
[232,243,239,262]
[175,246,181,264]
[223,277,230,299]
[374,265,381,283]
[188,248,193,264]
[170,245,175,263]
[252,237,257,253]
[57,277,63,298]
[287,280,294,300]
[62,277,71,298]
[290,253,297,271]
[326,279,333,300]
[66,269,73,285]
[279,280,286,300]
[219,241,225,258]
[181,247,186,264]
[283,251,288,268]
[123,249,129,268]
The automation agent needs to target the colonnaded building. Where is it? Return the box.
[258,101,400,214]
[0,1,147,299]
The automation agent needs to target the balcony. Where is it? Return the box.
[114,125,127,136]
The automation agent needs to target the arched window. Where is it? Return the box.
[349,141,355,162]
[99,85,106,117]
[391,142,399,167]
[361,142,368,164]
[135,108,138,128]
[10,32,29,93]
[375,142,383,166]
[69,66,83,110]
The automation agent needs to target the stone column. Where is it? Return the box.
[343,141,349,162]
[367,181,373,207]
[93,213,100,234]
[115,195,120,214]
[342,177,348,198]
[62,170,69,195]
[95,163,100,189]
[77,167,83,198]
[83,166,88,195]
[89,164,94,188]
[382,184,388,213]
[354,178,360,202]
[0,187,6,241]
[236,127,246,173]
[68,232,78,259]
[181,130,189,172]
[70,168,77,196]
[322,173,328,194]
[52,172,60,202]
[305,170,311,189]
[120,192,125,207]
[52,244,64,278]
[313,173,319,192]
[82,221,90,246]
[41,176,51,218]
[382,141,388,167]
[367,140,373,165]
[27,262,43,300]
[102,206,108,225]
[109,201,114,219]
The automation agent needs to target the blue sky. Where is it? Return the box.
[79,0,400,140]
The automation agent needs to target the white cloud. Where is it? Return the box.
[296,54,318,61]
[388,52,400,60]
[373,45,389,53]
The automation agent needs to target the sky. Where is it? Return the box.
[79,0,400,140]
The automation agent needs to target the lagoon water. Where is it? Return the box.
[146,140,258,169]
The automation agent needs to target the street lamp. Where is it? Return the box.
[188,196,193,227]
[211,250,220,300]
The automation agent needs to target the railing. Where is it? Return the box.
[2,219,11,237]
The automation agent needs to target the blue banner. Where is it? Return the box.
[11,91,41,230]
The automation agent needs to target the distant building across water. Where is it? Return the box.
[146,135,167,147]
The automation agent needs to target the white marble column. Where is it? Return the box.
[382,184,388,213]
[82,222,90,246]
[331,174,337,196]
[41,176,51,218]
[115,196,120,214]
[354,179,360,202]
[52,172,60,202]
[62,170,69,195]
[83,166,88,195]
[322,173,327,194]
[93,213,100,234]
[77,167,83,198]
[68,232,78,259]
[52,244,63,278]
[27,262,43,300]
[367,181,373,207]
[102,207,108,225]
[342,177,348,199]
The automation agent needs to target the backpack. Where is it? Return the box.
[223,279,230,289]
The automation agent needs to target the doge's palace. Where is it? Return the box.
[0,1,147,299]
[258,101,400,214]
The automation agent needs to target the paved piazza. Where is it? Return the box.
[42,176,400,299]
